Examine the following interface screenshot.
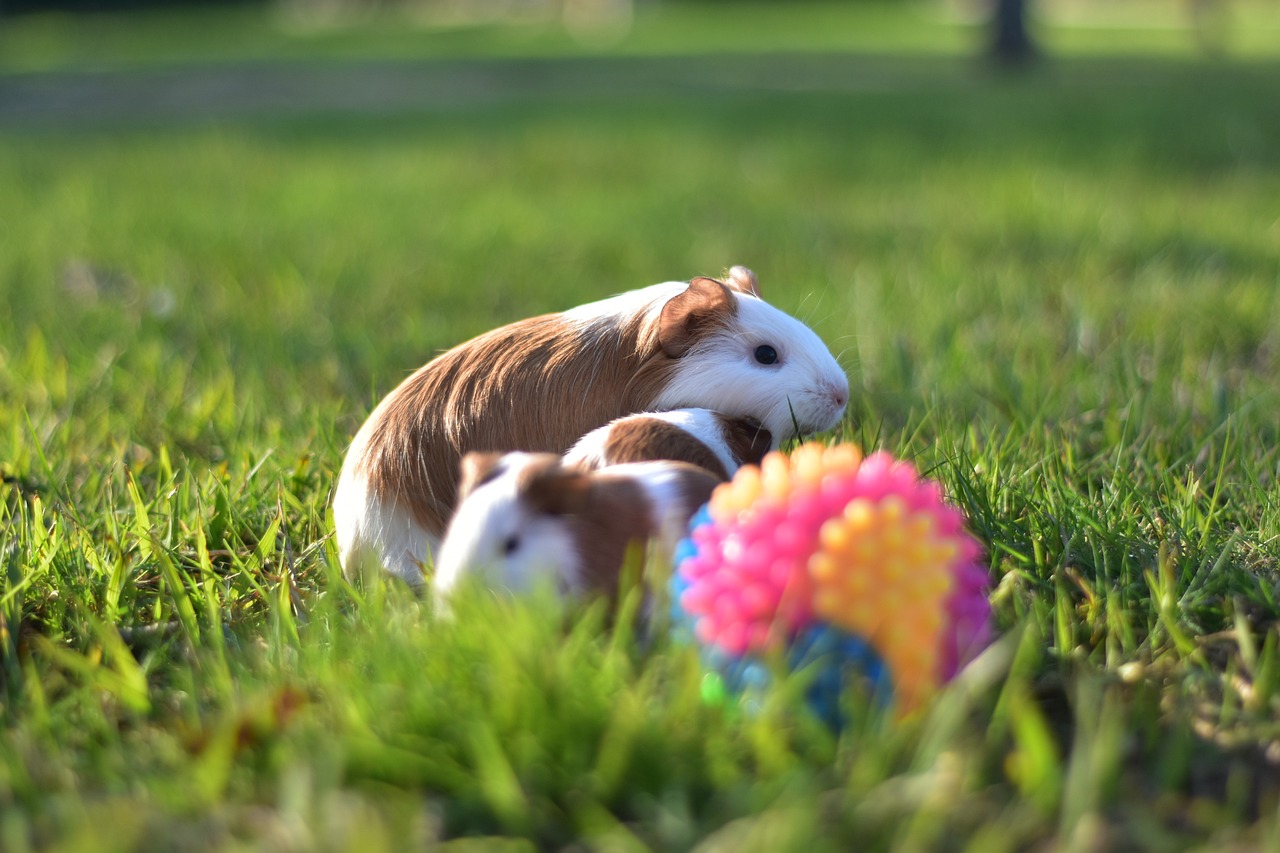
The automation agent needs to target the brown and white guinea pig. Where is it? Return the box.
[563,407,773,479]
[433,451,722,600]
[334,265,848,585]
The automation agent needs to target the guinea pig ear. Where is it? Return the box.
[457,452,507,498]
[725,265,761,297]
[658,277,736,358]
[522,464,592,518]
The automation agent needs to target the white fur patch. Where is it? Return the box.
[652,293,848,441]
[434,453,583,597]
[564,408,744,476]
[560,280,686,329]
[333,468,437,586]
[333,422,437,586]
[560,425,612,470]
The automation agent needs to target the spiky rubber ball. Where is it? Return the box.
[671,444,992,721]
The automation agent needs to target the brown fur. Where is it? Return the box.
[564,475,656,595]
[359,280,739,537]
[566,464,720,595]
[456,451,506,499]
[600,417,732,480]
[519,456,592,518]
[715,414,774,468]
[657,278,736,359]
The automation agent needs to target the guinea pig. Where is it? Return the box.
[433,451,722,600]
[334,265,848,585]
[563,408,773,479]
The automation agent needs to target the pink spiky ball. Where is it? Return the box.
[671,444,992,720]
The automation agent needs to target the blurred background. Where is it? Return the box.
[0,0,1276,127]
[0,0,1275,449]
[0,0,1275,79]
[0,0,1275,132]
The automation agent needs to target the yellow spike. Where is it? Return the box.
[815,588,844,616]
[880,559,906,582]
[881,495,906,523]
[838,566,872,594]
[819,519,853,554]
[729,467,763,504]
[882,524,906,554]
[907,513,936,540]
[794,448,826,487]
[843,498,877,532]
[848,601,877,628]
[853,537,882,563]
[824,444,863,474]
[809,552,839,582]
[762,454,792,500]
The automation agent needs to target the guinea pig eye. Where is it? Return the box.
[502,535,521,556]
[754,344,779,365]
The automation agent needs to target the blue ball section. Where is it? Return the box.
[788,625,893,728]
[670,504,895,728]
[688,504,713,531]
[698,625,893,728]
[669,507,713,633]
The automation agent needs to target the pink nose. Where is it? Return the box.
[829,383,848,409]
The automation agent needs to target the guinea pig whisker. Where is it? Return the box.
[797,289,824,324]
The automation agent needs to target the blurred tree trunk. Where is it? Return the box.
[989,0,1038,65]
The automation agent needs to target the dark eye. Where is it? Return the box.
[754,344,778,365]
[502,535,520,556]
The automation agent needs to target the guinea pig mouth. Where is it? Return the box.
[790,393,846,435]
[805,411,844,434]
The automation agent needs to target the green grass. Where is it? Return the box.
[3,12,1280,849]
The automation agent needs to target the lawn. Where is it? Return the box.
[2,3,1280,849]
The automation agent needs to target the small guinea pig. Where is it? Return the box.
[433,451,722,600]
[564,408,773,480]
[334,265,848,585]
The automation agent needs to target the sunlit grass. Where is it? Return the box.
[2,28,1279,850]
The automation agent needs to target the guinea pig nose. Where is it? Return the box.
[828,383,848,408]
